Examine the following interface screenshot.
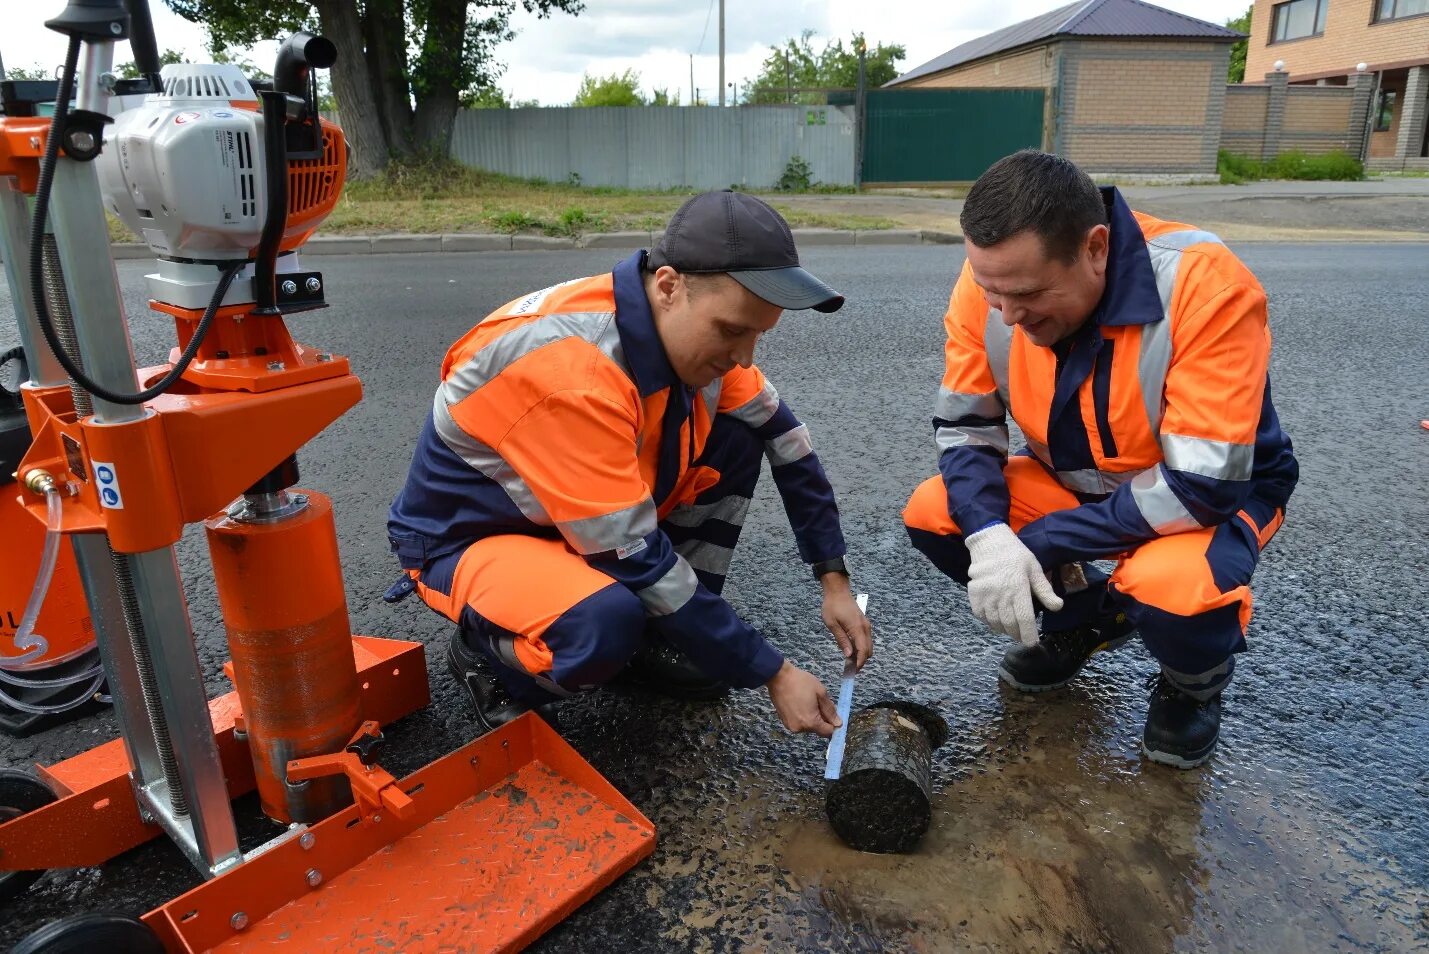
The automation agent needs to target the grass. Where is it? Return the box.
[1218,149,1365,185]
[322,159,891,236]
[106,160,893,242]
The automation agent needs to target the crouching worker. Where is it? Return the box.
[386,191,873,737]
[903,151,1297,768]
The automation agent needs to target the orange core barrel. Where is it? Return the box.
[205,489,361,824]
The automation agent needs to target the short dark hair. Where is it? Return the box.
[642,265,732,299]
[959,150,1108,264]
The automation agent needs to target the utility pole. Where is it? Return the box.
[690,54,695,107]
[785,53,792,105]
[855,40,867,189]
[718,0,725,107]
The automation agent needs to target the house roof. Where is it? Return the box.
[887,0,1244,86]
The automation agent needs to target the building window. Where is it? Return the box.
[1270,0,1329,41]
[1375,90,1397,131]
[1375,0,1429,20]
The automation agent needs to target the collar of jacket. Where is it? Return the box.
[613,250,683,397]
[1090,186,1163,328]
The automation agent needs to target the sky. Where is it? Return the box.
[2,0,1252,106]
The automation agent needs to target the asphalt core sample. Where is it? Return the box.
[825,701,948,853]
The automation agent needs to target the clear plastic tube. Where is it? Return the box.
[1,487,62,668]
[0,487,105,714]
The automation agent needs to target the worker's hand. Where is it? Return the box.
[766,661,842,738]
[964,522,1063,646]
[820,575,873,672]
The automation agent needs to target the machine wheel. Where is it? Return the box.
[9,913,165,954]
[0,769,58,905]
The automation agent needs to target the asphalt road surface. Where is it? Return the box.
[2,243,1426,951]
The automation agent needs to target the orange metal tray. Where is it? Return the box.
[144,713,656,953]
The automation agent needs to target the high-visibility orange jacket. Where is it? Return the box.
[389,251,846,687]
[935,187,1297,565]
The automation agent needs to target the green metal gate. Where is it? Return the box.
[861,88,1046,184]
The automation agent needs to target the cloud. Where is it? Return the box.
[4,0,1253,108]
[497,0,1250,104]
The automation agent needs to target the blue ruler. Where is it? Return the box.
[824,593,868,781]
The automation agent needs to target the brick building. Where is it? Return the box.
[1244,0,1429,170]
[885,0,1243,179]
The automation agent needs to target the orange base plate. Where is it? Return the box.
[0,636,428,870]
[144,713,656,953]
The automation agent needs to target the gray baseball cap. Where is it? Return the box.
[647,190,845,313]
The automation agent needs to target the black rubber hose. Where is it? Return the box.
[27,35,242,406]
[122,0,162,86]
[251,89,288,316]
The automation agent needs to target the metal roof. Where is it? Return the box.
[887,0,1243,86]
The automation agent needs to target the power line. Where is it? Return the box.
[695,0,716,55]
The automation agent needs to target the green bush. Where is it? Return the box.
[777,155,814,191]
[1218,149,1364,184]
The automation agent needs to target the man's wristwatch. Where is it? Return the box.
[811,556,849,581]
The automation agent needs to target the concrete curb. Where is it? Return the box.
[93,228,962,262]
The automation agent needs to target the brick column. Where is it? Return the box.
[1395,65,1428,160]
[1262,70,1288,161]
[1348,71,1376,160]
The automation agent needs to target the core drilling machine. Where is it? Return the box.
[0,2,653,950]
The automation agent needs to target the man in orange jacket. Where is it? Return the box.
[904,151,1297,768]
[388,191,872,737]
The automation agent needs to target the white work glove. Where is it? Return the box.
[964,522,1064,646]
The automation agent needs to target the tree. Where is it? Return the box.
[116,48,186,79]
[572,69,644,106]
[462,85,510,108]
[650,86,679,106]
[2,64,57,81]
[1226,5,1251,83]
[742,31,905,105]
[163,0,583,178]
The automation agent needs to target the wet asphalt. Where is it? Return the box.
[1,243,1426,951]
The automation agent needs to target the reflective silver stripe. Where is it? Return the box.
[483,631,576,697]
[641,558,700,616]
[765,424,813,466]
[936,423,1009,455]
[558,499,658,555]
[1161,659,1233,701]
[1026,437,1052,466]
[1149,229,1224,252]
[675,538,735,577]
[983,309,1012,407]
[935,386,1003,422]
[728,379,781,428]
[442,310,629,405]
[1136,315,1173,433]
[488,633,526,671]
[1130,465,1202,534]
[1055,468,1136,495]
[1141,229,1224,432]
[1161,433,1254,481]
[663,495,752,529]
[432,392,551,524]
[701,378,722,419]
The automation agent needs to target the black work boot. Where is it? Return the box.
[1142,673,1221,769]
[445,631,559,735]
[614,629,730,701]
[997,608,1135,692]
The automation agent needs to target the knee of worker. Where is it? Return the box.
[903,476,972,583]
[902,475,960,536]
[544,583,647,690]
[698,414,764,497]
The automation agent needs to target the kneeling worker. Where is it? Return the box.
[387,191,873,737]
